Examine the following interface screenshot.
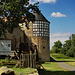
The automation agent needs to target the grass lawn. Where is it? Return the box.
[11,68,37,75]
[38,54,75,75]
[50,53,75,61]
[38,62,75,75]
[10,61,75,75]
[0,58,17,68]
[0,58,37,75]
[51,53,75,67]
[0,54,75,75]
[0,61,74,75]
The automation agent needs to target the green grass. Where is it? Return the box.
[50,53,75,67]
[39,53,75,75]
[11,68,37,75]
[38,62,75,75]
[0,58,17,63]
[0,58,37,75]
[0,61,74,75]
[0,58,17,68]
[10,62,75,75]
[42,62,68,71]
[0,54,75,75]
[50,53,75,61]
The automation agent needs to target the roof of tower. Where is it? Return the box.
[33,11,50,23]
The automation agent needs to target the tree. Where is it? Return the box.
[67,46,75,57]
[54,40,62,48]
[52,47,60,53]
[63,40,71,50]
[0,0,40,37]
[51,40,62,53]
[60,47,67,55]
[71,34,75,46]
[61,40,71,55]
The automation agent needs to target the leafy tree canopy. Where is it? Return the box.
[0,0,40,37]
[63,40,71,50]
[71,34,75,46]
[67,46,75,57]
[51,40,62,53]
[54,40,62,48]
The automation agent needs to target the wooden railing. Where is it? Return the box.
[19,52,36,68]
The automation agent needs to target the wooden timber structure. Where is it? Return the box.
[19,52,36,68]
[12,50,45,69]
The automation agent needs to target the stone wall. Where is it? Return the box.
[5,28,24,50]
[4,21,50,62]
[24,22,50,62]
[31,37,50,62]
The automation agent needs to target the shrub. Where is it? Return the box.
[67,46,75,57]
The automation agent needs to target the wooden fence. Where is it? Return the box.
[19,52,36,68]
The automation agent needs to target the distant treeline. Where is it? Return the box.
[51,35,75,57]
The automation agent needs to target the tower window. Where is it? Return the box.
[43,46,45,49]
[33,21,49,37]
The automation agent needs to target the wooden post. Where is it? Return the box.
[34,50,36,62]
[20,53,24,68]
[19,53,36,68]
[32,54,35,68]
[27,54,29,67]
[30,52,32,68]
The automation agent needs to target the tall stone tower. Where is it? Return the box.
[19,11,50,62]
[31,11,50,62]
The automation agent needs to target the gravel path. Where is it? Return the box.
[57,62,75,72]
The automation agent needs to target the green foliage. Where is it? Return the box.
[65,35,75,57]
[62,39,75,57]
[0,19,7,37]
[63,40,71,50]
[51,39,75,58]
[60,40,71,55]
[52,47,59,53]
[54,40,62,48]
[0,0,40,37]
[67,46,75,57]
[60,47,67,55]
[71,34,75,46]
[51,40,62,53]
[50,49,55,53]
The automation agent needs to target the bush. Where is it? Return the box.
[67,46,75,57]
[51,53,70,59]
[60,48,67,55]
[52,47,60,53]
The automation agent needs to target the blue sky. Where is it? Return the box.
[30,0,75,49]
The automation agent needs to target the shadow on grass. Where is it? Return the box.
[50,57,75,62]
[38,69,75,75]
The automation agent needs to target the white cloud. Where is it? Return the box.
[50,32,71,49]
[35,0,56,3]
[51,12,67,17]
[30,0,56,4]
